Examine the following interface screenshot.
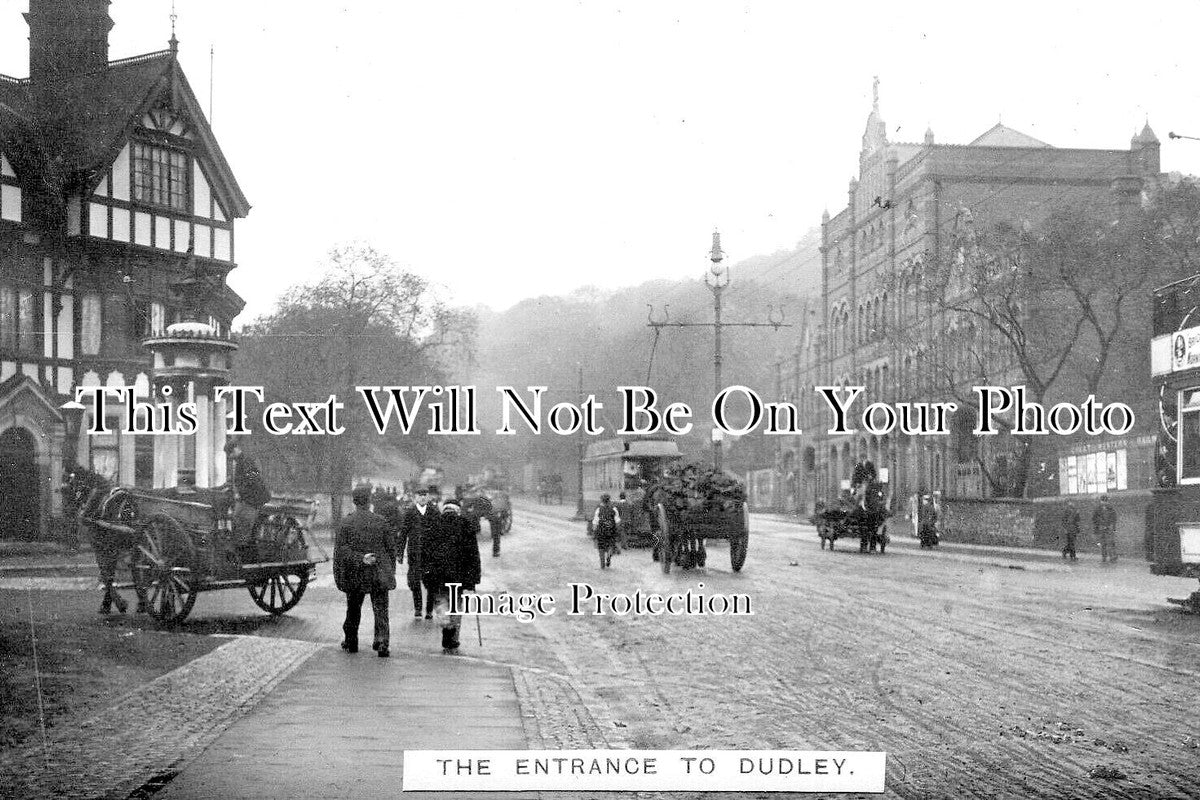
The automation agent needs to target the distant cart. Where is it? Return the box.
[654,501,750,573]
[84,488,326,624]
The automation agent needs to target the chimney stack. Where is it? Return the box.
[25,0,113,86]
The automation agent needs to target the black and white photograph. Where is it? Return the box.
[2,1,1200,797]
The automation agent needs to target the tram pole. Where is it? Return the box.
[647,231,791,475]
[707,233,727,472]
[574,363,587,520]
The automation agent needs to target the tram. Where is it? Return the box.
[1148,275,1200,611]
[582,438,682,542]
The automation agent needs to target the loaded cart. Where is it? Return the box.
[650,464,750,573]
[83,487,326,624]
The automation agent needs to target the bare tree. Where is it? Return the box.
[235,243,476,522]
[880,205,1164,497]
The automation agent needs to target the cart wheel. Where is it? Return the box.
[657,504,671,574]
[135,514,198,625]
[248,570,308,615]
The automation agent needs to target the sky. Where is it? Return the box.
[3,0,1200,326]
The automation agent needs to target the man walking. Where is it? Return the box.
[398,485,440,619]
[1062,499,1080,562]
[1094,495,1118,563]
[334,485,397,658]
[421,498,482,653]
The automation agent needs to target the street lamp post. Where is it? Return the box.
[647,231,791,475]
[705,231,729,472]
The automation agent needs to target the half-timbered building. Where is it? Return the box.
[0,0,249,539]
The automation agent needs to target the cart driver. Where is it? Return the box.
[224,440,272,563]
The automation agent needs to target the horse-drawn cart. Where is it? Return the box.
[82,487,326,624]
[654,502,750,573]
[811,503,888,552]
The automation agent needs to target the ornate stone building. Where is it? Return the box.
[777,86,1161,516]
[0,0,249,539]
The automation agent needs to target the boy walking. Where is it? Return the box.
[592,494,621,569]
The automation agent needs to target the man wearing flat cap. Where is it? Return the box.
[224,440,271,563]
[334,484,398,657]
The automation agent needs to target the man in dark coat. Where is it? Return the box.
[421,498,482,652]
[1061,499,1080,562]
[1093,495,1118,562]
[225,440,271,563]
[399,485,441,619]
[334,485,398,657]
[917,493,939,548]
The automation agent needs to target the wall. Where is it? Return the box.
[938,497,1036,547]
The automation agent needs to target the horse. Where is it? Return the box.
[63,468,148,614]
[848,461,890,554]
[851,479,890,554]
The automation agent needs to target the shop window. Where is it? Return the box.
[1180,388,1200,484]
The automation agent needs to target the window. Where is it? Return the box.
[133,143,189,210]
[150,302,165,336]
[1,287,39,353]
[89,427,120,480]
[0,287,13,349]
[81,294,102,355]
[1180,389,1200,484]
[18,290,35,352]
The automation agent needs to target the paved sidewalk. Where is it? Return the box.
[157,645,537,800]
[0,636,322,800]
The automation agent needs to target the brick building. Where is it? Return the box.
[777,85,1161,527]
[0,0,249,539]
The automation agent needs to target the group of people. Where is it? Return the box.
[334,483,482,658]
[1059,495,1119,562]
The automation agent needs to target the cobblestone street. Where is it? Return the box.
[4,498,1200,799]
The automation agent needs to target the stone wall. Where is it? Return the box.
[936,493,1153,557]
[939,497,1037,547]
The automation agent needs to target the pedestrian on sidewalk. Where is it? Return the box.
[592,494,620,568]
[1094,494,1118,562]
[399,485,440,619]
[334,484,397,658]
[1061,499,1080,562]
[421,498,482,653]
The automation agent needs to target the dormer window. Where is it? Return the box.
[133,142,189,211]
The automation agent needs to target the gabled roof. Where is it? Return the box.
[0,373,65,422]
[968,123,1052,148]
[0,51,249,217]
